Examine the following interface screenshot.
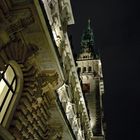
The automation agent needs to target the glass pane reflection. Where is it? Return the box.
[4,66,15,85]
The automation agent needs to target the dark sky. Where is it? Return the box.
[68,0,140,140]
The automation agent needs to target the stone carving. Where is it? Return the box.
[0,1,35,39]
[46,125,63,140]
[7,16,34,35]
[58,0,70,32]
[65,100,74,120]
[48,0,57,14]
[0,39,38,71]
[58,88,67,103]
[38,70,58,87]
[0,39,53,140]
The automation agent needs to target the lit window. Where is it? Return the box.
[0,65,16,123]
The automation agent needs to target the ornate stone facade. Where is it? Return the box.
[0,0,93,140]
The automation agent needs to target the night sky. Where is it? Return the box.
[68,0,140,140]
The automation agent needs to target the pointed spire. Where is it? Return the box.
[80,19,94,48]
[88,19,91,30]
[79,19,99,59]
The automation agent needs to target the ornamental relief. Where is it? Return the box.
[48,0,71,33]
[7,11,34,35]
[0,39,60,139]
[0,1,35,38]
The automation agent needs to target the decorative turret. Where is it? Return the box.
[78,19,99,59]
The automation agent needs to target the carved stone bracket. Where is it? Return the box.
[7,16,34,35]
[0,39,38,71]
[46,125,63,140]
[0,1,35,40]
[38,70,58,88]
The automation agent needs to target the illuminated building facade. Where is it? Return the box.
[0,0,94,140]
[76,20,105,140]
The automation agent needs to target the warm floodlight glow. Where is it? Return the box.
[0,79,6,96]
[0,65,16,124]
[90,117,96,129]
[52,30,57,41]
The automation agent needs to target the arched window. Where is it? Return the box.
[88,66,92,72]
[0,65,16,123]
[0,61,23,127]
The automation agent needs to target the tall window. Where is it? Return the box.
[77,67,81,74]
[83,67,86,73]
[88,66,92,72]
[0,65,16,123]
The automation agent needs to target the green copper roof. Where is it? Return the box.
[81,19,94,48]
[80,19,99,59]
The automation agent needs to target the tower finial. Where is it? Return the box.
[88,19,91,30]
[79,19,99,59]
[80,19,94,47]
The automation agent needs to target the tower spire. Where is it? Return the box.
[88,19,91,30]
[80,19,94,48]
[79,19,99,59]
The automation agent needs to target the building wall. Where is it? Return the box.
[41,0,94,139]
[77,58,105,139]
[0,0,93,140]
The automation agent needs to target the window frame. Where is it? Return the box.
[0,65,17,124]
[0,60,23,128]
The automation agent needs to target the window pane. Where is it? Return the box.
[4,66,15,85]
[0,79,6,96]
[12,80,16,91]
[0,91,13,123]
[0,79,9,107]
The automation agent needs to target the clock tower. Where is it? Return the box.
[76,20,105,139]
